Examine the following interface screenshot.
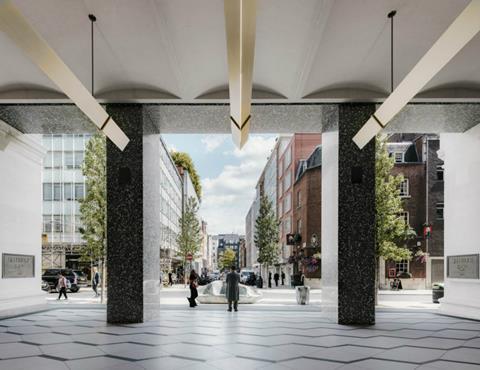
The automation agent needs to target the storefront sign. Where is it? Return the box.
[2,253,35,278]
[447,254,479,279]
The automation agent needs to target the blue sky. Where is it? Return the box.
[162,134,277,235]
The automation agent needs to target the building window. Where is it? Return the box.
[399,178,409,197]
[64,183,74,201]
[278,201,283,217]
[43,183,62,201]
[278,160,283,177]
[278,179,283,196]
[395,260,409,274]
[296,190,301,208]
[284,147,292,170]
[436,202,444,220]
[394,152,404,163]
[436,165,444,181]
[284,217,292,234]
[283,170,292,191]
[75,183,85,200]
[296,218,302,235]
[284,193,291,212]
[399,211,409,226]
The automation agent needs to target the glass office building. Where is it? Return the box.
[41,134,90,270]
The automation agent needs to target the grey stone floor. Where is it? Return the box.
[0,308,480,370]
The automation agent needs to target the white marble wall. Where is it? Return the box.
[321,131,339,321]
[440,130,480,320]
[0,122,46,316]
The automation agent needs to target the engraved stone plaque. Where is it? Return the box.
[2,253,35,278]
[447,254,479,279]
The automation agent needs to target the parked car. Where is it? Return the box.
[197,274,212,286]
[240,270,255,284]
[42,268,80,293]
[73,270,89,287]
[208,271,220,281]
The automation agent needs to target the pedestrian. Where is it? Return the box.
[274,272,279,287]
[92,268,100,297]
[57,273,68,300]
[281,271,285,286]
[268,272,272,288]
[187,270,198,308]
[225,265,240,312]
[159,270,163,287]
[168,272,173,286]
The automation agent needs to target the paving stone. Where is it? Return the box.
[66,356,144,370]
[306,345,383,363]
[242,344,317,362]
[417,360,480,370]
[100,342,169,360]
[0,356,69,370]
[351,335,411,349]
[433,329,480,340]
[161,343,231,361]
[209,356,274,369]
[122,333,182,345]
[411,337,466,349]
[7,325,53,335]
[373,346,445,363]
[0,332,21,343]
[341,359,417,369]
[280,357,343,370]
[441,347,480,364]
[213,342,266,356]
[463,337,480,348]
[41,342,105,359]
[71,333,128,345]
[139,356,203,370]
[0,342,41,359]
[21,332,73,345]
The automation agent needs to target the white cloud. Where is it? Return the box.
[201,135,228,152]
[200,135,276,234]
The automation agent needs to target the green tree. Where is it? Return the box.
[171,151,202,200]
[218,248,237,271]
[78,133,106,303]
[254,195,280,281]
[375,137,416,293]
[176,196,202,282]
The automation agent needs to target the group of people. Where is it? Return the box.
[268,271,286,288]
[55,268,100,300]
[187,265,240,311]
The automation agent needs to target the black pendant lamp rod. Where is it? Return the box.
[388,10,396,93]
[88,14,96,96]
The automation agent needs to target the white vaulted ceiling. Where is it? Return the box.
[0,0,479,103]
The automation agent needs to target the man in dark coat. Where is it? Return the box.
[225,265,240,312]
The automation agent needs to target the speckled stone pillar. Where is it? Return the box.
[322,104,376,325]
[106,104,161,324]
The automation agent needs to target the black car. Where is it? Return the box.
[42,268,80,293]
[73,270,89,287]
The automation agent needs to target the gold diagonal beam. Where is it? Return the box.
[0,1,129,151]
[353,0,480,149]
[224,0,256,149]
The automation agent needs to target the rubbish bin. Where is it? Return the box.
[296,286,310,305]
[432,283,444,303]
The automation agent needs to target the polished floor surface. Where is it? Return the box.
[0,308,480,369]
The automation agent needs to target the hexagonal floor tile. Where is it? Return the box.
[0,356,69,370]
[100,342,169,360]
[306,345,384,363]
[21,333,73,345]
[71,333,128,345]
[139,356,203,370]
[441,347,480,364]
[373,346,445,363]
[0,342,41,359]
[66,356,144,370]
[41,342,104,360]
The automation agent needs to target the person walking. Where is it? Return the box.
[92,268,100,297]
[187,270,198,308]
[57,273,68,300]
[226,265,240,312]
[268,272,272,288]
[274,272,280,287]
[168,272,173,286]
[281,271,285,286]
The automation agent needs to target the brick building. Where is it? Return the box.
[384,134,444,289]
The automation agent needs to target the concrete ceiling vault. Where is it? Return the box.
[1,0,480,134]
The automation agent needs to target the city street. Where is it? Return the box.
[45,285,438,310]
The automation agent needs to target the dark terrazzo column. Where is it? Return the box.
[338,104,376,325]
[106,104,160,324]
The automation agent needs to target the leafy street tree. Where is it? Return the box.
[78,133,106,303]
[176,196,202,283]
[254,195,280,282]
[218,248,237,271]
[171,151,202,200]
[375,137,416,295]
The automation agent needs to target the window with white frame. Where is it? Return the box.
[284,192,291,212]
[394,152,404,163]
[399,178,409,197]
[284,216,292,234]
[278,201,283,217]
[395,260,409,274]
[436,202,444,220]
[399,211,409,226]
[284,146,292,170]
[283,170,292,191]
